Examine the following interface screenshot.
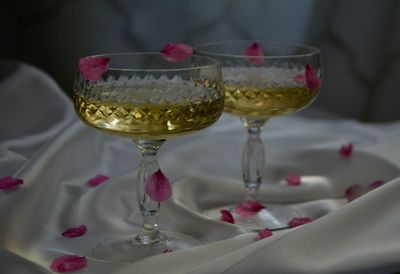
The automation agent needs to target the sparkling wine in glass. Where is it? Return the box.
[196,41,322,230]
[73,53,224,262]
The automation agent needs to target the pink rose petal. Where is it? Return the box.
[145,170,172,202]
[243,42,265,65]
[220,209,235,224]
[256,228,273,240]
[62,225,87,238]
[50,255,87,273]
[235,201,265,217]
[305,64,321,90]
[286,173,301,186]
[87,174,109,187]
[367,179,385,192]
[162,249,173,253]
[0,176,23,191]
[345,184,363,202]
[79,56,110,82]
[288,217,312,228]
[339,143,353,158]
[160,43,193,62]
[293,74,306,84]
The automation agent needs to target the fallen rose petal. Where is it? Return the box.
[220,209,234,224]
[79,56,110,82]
[0,176,23,191]
[288,217,312,228]
[345,184,363,202]
[256,228,273,240]
[87,174,109,187]
[62,225,87,238]
[305,64,321,90]
[160,43,193,62]
[145,170,172,202]
[367,180,385,192]
[50,255,87,273]
[286,173,301,186]
[339,143,353,158]
[243,42,265,65]
[162,249,173,253]
[235,201,265,217]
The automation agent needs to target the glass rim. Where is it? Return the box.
[194,40,320,59]
[83,52,222,72]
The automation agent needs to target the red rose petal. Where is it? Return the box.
[87,174,109,187]
[256,228,273,240]
[79,56,110,82]
[288,217,312,228]
[162,249,173,253]
[286,173,301,186]
[305,64,321,90]
[62,225,87,238]
[235,201,265,217]
[50,255,87,273]
[243,42,265,65]
[0,176,23,191]
[160,43,193,62]
[367,180,385,192]
[145,170,172,202]
[220,209,234,224]
[345,184,363,202]
[339,143,353,158]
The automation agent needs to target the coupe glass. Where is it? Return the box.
[73,53,224,262]
[196,41,321,230]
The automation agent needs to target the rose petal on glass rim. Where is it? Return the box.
[288,217,312,228]
[145,170,172,202]
[220,209,235,224]
[0,176,23,191]
[367,179,385,192]
[87,174,109,187]
[305,64,321,90]
[79,56,110,82]
[50,255,87,273]
[256,228,273,240]
[243,42,265,65]
[286,173,301,186]
[160,43,193,62]
[62,225,87,238]
[339,143,353,158]
[162,249,173,253]
[235,201,265,217]
[345,184,363,202]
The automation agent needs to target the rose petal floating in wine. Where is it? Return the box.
[50,255,87,273]
[367,179,385,192]
[288,217,312,228]
[145,170,172,202]
[220,209,235,224]
[256,228,273,240]
[286,173,301,186]
[235,201,265,217]
[87,174,109,187]
[293,74,306,84]
[339,143,353,158]
[160,43,193,62]
[305,64,321,90]
[345,184,363,202]
[79,56,110,82]
[243,42,265,65]
[0,176,23,191]
[62,225,87,238]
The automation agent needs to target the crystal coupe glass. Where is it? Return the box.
[196,41,322,230]
[73,53,224,262]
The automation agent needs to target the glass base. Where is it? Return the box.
[204,203,301,231]
[93,231,201,263]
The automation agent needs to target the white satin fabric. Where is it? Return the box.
[2,63,400,274]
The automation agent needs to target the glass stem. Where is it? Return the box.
[241,118,267,201]
[133,139,165,245]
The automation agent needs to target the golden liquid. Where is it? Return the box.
[73,88,224,140]
[224,85,319,118]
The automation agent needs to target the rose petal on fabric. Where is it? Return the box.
[243,42,265,65]
[305,64,321,90]
[235,201,265,217]
[50,255,87,273]
[87,174,109,187]
[79,56,110,82]
[256,228,273,240]
[0,176,23,191]
[162,249,173,253]
[339,143,353,158]
[62,225,87,238]
[345,184,363,202]
[367,180,385,192]
[145,170,172,202]
[220,209,234,224]
[288,217,312,228]
[160,43,193,62]
[286,173,301,186]
[293,74,306,84]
